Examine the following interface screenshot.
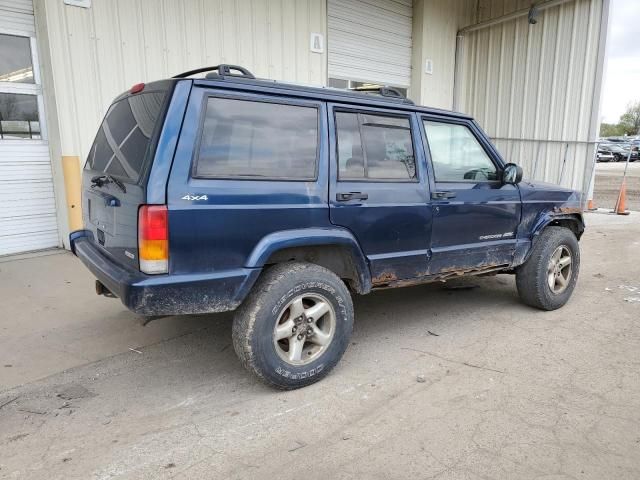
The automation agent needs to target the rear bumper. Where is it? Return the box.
[70,230,260,316]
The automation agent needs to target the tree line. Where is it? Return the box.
[600,101,640,137]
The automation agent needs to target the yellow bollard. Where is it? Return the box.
[61,156,83,231]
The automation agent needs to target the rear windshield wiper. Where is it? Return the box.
[91,174,127,193]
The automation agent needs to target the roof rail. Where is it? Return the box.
[350,86,414,104]
[173,64,255,79]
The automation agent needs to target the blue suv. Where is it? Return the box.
[70,65,584,389]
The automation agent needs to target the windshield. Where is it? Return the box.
[84,92,166,183]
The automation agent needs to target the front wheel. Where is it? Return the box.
[516,226,580,310]
[232,262,354,389]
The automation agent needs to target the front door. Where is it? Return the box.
[328,104,432,283]
[420,116,521,274]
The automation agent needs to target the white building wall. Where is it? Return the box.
[411,0,476,109]
[456,0,608,195]
[28,0,608,250]
[34,0,327,166]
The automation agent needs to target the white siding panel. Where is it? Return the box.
[0,0,35,35]
[458,0,606,196]
[0,230,59,256]
[328,0,413,87]
[0,0,33,14]
[0,142,59,255]
[35,0,327,164]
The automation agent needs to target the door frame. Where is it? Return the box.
[0,14,60,256]
[326,101,433,282]
[417,113,522,274]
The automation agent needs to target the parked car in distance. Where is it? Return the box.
[597,148,615,162]
[598,143,637,162]
[70,65,584,389]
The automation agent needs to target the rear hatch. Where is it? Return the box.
[82,81,172,270]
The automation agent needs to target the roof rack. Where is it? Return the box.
[350,86,414,104]
[173,64,255,79]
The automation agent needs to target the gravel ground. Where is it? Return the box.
[1,213,639,479]
[593,161,640,211]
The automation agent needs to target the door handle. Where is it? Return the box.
[103,194,121,207]
[431,191,456,200]
[336,192,369,202]
[92,190,120,207]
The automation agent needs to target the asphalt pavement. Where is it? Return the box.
[593,161,640,211]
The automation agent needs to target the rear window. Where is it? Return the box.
[194,97,319,180]
[85,92,166,182]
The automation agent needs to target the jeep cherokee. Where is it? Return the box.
[70,65,584,389]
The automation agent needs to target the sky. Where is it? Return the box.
[600,0,640,123]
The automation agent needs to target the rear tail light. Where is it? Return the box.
[138,205,168,274]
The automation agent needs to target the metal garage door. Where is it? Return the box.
[0,0,59,256]
[328,0,413,88]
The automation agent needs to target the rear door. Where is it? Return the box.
[328,104,432,283]
[82,82,171,268]
[420,116,521,274]
[166,87,329,275]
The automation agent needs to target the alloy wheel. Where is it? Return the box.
[547,245,572,294]
[273,293,336,366]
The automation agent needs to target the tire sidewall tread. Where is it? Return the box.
[232,262,354,390]
[516,226,580,311]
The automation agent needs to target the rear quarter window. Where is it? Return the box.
[85,91,166,182]
[194,97,319,180]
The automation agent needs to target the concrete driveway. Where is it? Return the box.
[1,212,639,479]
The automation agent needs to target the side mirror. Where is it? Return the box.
[502,163,523,185]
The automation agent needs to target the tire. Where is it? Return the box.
[232,262,354,390]
[516,226,580,311]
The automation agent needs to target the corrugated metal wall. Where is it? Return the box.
[35,0,327,163]
[457,0,606,195]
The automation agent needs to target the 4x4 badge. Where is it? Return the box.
[181,194,209,201]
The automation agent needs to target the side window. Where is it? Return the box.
[336,111,416,181]
[195,97,318,180]
[423,120,498,182]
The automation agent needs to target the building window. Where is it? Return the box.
[0,93,40,139]
[336,111,416,181]
[0,33,34,83]
[195,97,319,180]
[328,78,407,98]
[423,121,498,182]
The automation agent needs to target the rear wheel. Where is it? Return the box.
[516,226,580,310]
[232,262,354,389]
